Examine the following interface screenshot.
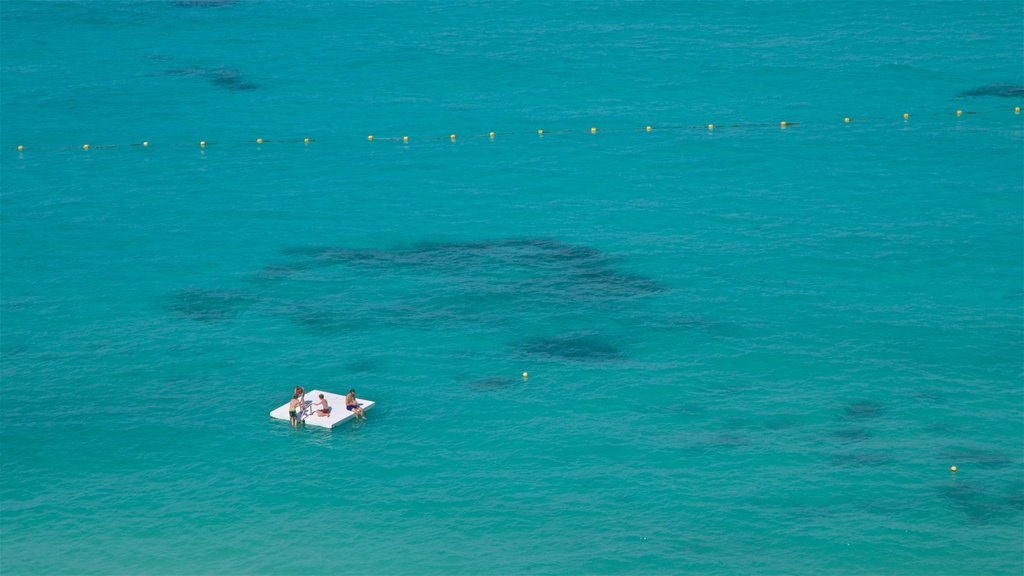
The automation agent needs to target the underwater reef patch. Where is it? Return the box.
[174,239,668,353]
[284,303,363,336]
[274,238,664,301]
[345,358,383,373]
[957,84,1024,98]
[518,333,622,362]
[162,67,258,91]
[830,427,874,442]
[938,482,1024,524]
[174,0,237,7]
[841,401,884,419]
[167,289,253,321]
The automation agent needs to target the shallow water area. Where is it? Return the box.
[2,1,1023,574]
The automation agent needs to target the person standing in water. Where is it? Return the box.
[288,394,303,426]
[345,389,365,419]
[293,386,306,412]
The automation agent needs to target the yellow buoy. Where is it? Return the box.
[844,117,851,123]
[304,137,310,143]
[645,125,652,132]
[402,135,409,142]
[489,131,495,138]
[707,124,714,130]
[903,113,909,119]
[590,127,597,133]
[780,121,788,128]
[450,133,456,140]
[367,135,374,141]
[17,145,23,151]
[200,141,206,147]
[82,144,89,150]
[256,138,263,144]
[522,372,528,379]
[538,129,544,135]
[1016,106,1021,113]
[143,141,149,147]
[956,110,963,116]
[951,466,957,473]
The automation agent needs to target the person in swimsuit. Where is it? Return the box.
[293,386,306,410]
[313,394,331,417]
[345,389,365,419]
[288,394,302,426]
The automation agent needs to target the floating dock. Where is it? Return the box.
[269,389,374,429]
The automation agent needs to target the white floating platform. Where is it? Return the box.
[270,389,374,429]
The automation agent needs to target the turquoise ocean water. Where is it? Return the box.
[2,1,1023,574]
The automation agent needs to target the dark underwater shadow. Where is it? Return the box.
[840,400,884,420]
[273,239,665,303]
[517,333,623,362]
[937,482,1024,524]
[345,358,383,374]
[174,0,237,7]
[957,84,1024,98]
[160,66,258,91]
[288,305,349,336]
[166,289,255,322]
[171,240,669,358]
[830,427,874,442]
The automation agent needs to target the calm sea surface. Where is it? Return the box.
[2,1,1022,574]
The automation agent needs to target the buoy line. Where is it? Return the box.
[11,105,1022,153]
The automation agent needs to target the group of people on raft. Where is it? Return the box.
[288,385,366,425]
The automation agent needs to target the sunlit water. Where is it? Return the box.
[2,1,1022,574]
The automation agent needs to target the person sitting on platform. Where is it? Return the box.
[345,389,365,419]
[313,393,331,417]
